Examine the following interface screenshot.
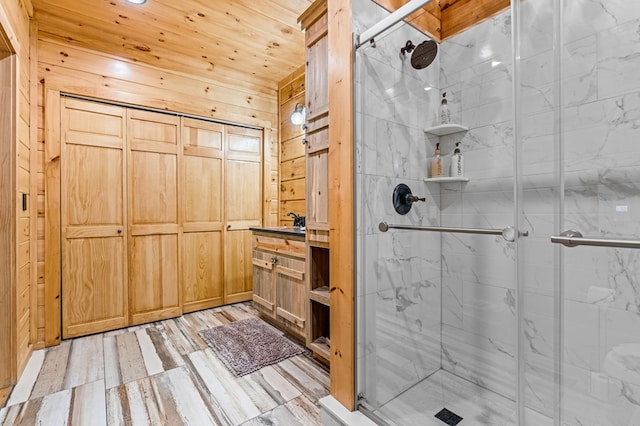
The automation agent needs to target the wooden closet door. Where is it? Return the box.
[61,98,128,338]
[181,118,224,312]
[224,126,262,304]
[128,110,181,325]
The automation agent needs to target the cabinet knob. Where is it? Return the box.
[227,225,231,230]
[271,257,278,264]
[302,138,308,145]
[117,229,123,234]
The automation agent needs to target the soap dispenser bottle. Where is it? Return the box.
[439,92,451,124]
[450,142,464,177]
[431,143,443,177]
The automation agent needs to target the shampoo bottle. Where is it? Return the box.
[439,92,451,124]
[450,142,464,177]
[431,143,443,177]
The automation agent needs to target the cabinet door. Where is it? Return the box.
[306,20,328,117]
[306,148,329,229]
[252,249,275,317]
[182,118,224,312]
[275,256,306,333]
[224,126,262,303]
[128,110,181,325]
[61,98,128,338]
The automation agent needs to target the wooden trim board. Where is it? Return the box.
[43,88,61,346]
[327,0,355,411]
[0,29,17,391]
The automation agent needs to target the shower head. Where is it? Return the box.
[410,40,438,69]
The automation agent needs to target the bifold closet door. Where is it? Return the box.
[181,118,224,312]
[60,98,128,339]
[224,126,262,304]
[128,110,181,325]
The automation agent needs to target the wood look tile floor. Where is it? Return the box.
[0,303,330,425]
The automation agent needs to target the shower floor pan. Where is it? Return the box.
[371,370,552,426]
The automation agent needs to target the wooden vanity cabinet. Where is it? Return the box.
[251,230,306,340]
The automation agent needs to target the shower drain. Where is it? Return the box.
[434,408,463,426]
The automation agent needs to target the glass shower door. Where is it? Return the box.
[355,0,520,424]
[552,1,640,424]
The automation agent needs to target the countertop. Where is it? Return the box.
[249,226,306,237]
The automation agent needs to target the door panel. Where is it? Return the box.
[130,151,177,224]
[182,118,224,312]
[306,149,329,228]
[306,32,328,117]
[129,234,180,324]
[554,4,640,425]
[184,155,222,223]
[63,237,127,337]
[275,256,306,331]
[65,144,122,226]
[128,110,181,323]
[61,98,127,338]
[225,229,254,304]
[182,232,223,312]
[224,126,262,303]
[252,249,275,315]
[225,160,261,224]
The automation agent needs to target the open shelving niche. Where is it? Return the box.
[424,123,470,183]
[307,244,330,361]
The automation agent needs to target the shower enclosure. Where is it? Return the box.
[354,0,640,424]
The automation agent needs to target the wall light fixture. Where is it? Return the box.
[290,103,306,126]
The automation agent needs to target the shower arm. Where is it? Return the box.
[378,222,528,242]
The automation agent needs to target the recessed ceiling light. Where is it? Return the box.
[126,0,147,4]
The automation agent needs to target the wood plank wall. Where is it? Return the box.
[277,65,306,225]
[0,0,36,376]
[35,37,280,346]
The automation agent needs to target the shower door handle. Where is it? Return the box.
[551,230,640,249]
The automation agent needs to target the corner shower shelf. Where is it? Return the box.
[424,124,468,136]
[424,176,470,183]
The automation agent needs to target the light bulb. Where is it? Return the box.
[290,103,306,126]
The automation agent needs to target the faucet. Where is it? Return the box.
[286,212,305,227]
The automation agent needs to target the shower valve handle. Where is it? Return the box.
[406,194,425,203]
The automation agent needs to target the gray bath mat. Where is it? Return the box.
[198,317,306,376]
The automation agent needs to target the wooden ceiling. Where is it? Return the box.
[373,0,511,42]
[32,0,313,91]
